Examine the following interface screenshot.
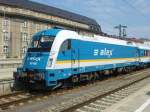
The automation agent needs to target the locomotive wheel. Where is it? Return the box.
[71,75,79,83]
[93,72,98,80]
[88,73,94,82]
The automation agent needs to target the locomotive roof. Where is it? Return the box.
[0,0,101,33]
[32,29,150,51]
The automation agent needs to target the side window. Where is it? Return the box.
[144,50,148,56]
[60,40,71,52]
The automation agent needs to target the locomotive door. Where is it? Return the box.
[71,47,80,72]
[136,48,140,62]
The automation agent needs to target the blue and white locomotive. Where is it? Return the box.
[14,28,150,89]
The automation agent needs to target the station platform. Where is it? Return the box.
[105,81,150,112]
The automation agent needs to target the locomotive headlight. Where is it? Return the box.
[47,58,53,67]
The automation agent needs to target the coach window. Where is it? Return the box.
[60,39,71,52]
[144,50,148,56]
[148,50,150,56]
[146,50,148,56]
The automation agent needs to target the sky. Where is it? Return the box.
[31,0,150,39]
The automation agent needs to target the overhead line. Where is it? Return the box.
[123,0,150,22]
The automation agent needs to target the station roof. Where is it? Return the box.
[0,0,101,33]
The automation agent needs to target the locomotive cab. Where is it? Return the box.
[14,29,61,90]
[24,35,54,69]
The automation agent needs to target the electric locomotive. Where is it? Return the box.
[14,28,150,90]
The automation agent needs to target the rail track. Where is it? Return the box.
[0,68,150,112]
[61,71,150,112]
[0,91,32,110]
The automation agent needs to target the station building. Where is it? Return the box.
[0,0,101,59]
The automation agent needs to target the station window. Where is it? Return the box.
[2,18,9,31]
[21,32,28,42]
[31,22,36,28]
[36,24,41,31]
[3,45,9,54]
[23,20,28,28]
[3,18,9,26]
[3,32,9,41]
[22,46,27,54]
[60,40,71,52]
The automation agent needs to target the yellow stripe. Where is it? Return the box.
[56,58,136,64]
[56,56,150,64]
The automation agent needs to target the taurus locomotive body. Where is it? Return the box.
[14,28,150,89]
